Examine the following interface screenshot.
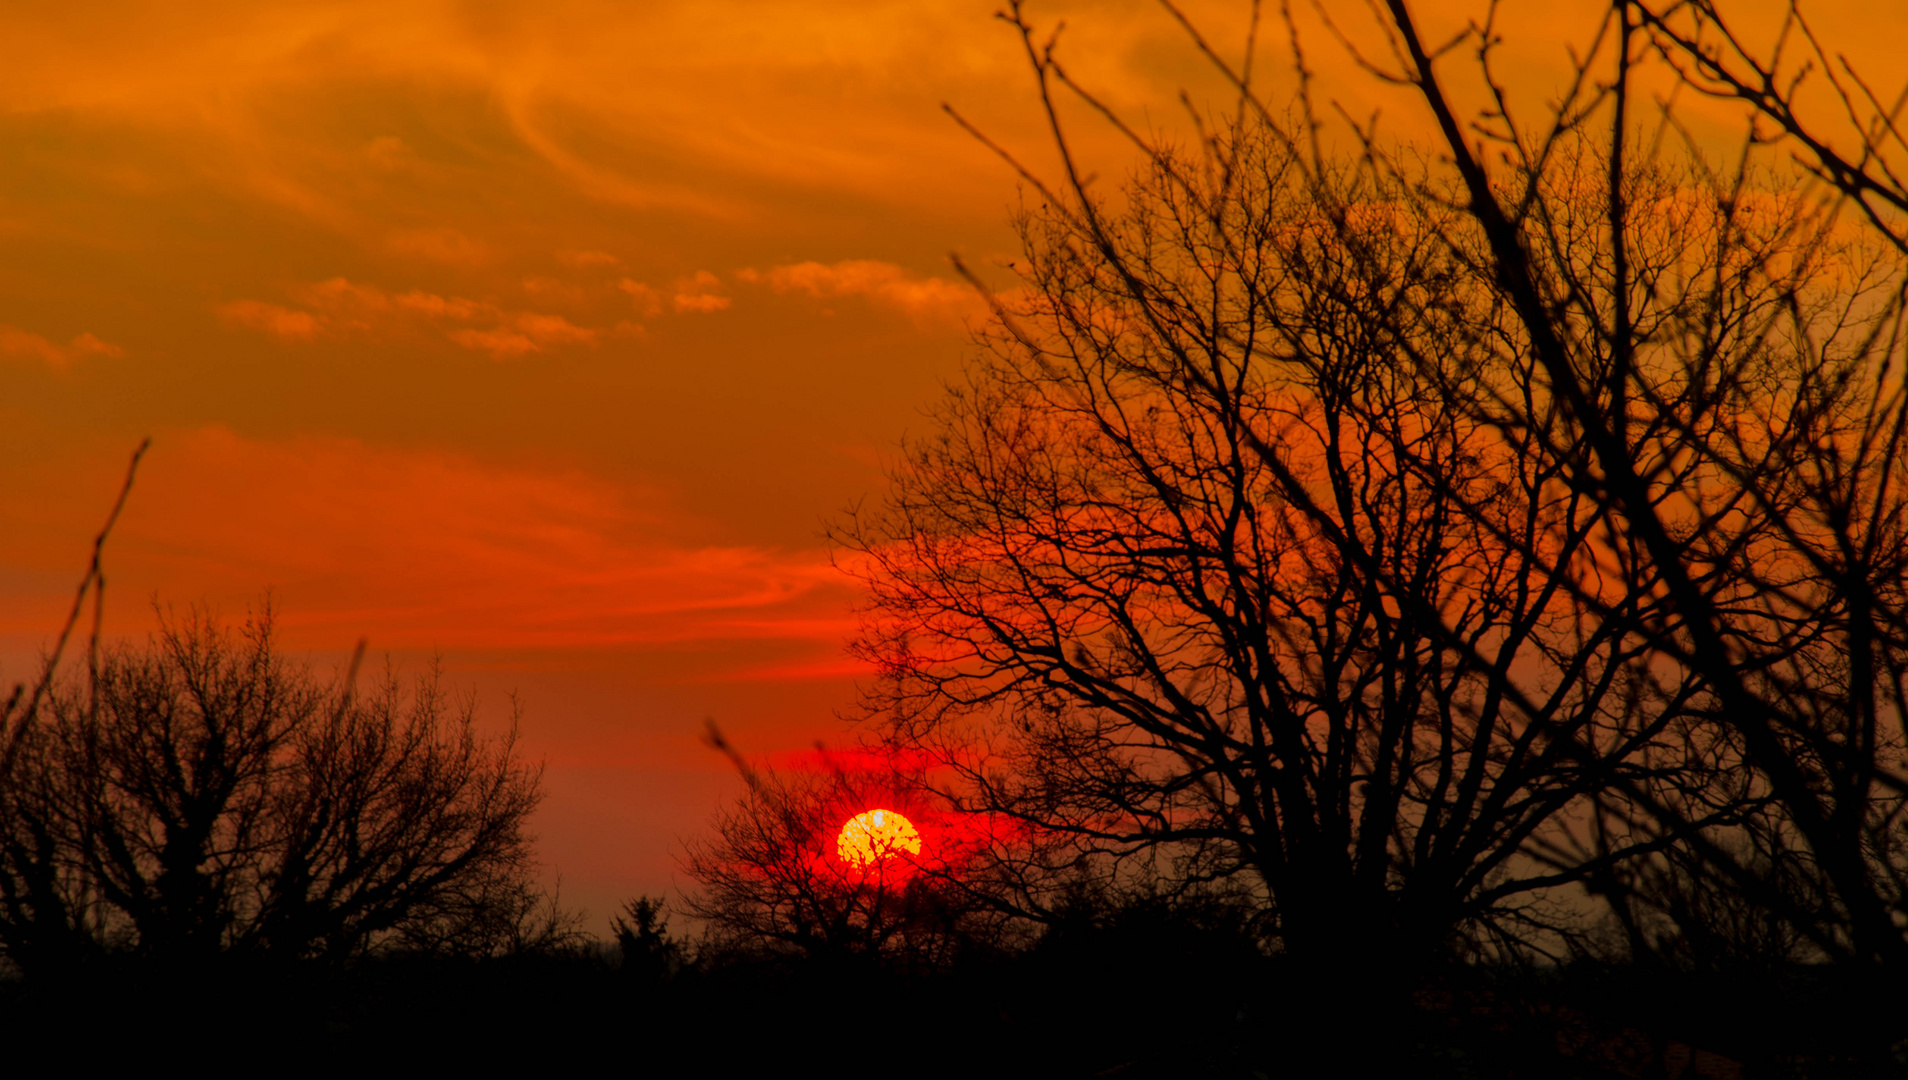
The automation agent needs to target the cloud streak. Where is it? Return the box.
[0,428,857,657]
[0,324,126,364]
[448,312,598,357]
[739,260,985,327]
[670,270,731,314]
[217,277,612,358]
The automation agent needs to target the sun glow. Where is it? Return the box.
[835,808,922,868]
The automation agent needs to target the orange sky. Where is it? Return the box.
[4,0,1900,929]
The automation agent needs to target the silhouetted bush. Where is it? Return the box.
[0,605,552,975]
[680,740,1019,973]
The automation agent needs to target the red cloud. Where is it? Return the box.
[0,427,855,657]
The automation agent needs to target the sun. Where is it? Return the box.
[835,808,923,868]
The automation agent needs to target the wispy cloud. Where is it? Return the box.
[19,427,857,654]
[216,300,321,341]
[448,312,598,357]
[0,428,858,661]
[738,260,984,327]
[217,277,601,358]
[670,270,730,314]
[618,279,663,317]
[0,324,125,365]
[556,249,621,269]
[514,312,595,344]
[386,226,490,265]
[445,327,539,357]
[394,291,488,319]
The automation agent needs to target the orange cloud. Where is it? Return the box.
[69,333,124,358]
[386,227,489,265]
[219,278,599,357]
[215,300,321,341]
[618,279,663,317]
[448,312,597,357]
[672,293,731,314]
[0,325,124,364]
[556,250,621,269]
[394,290,488,320]
[521,276,581,302]
[514,312,596,344]
[446,327,540,357]
[740,260,984,326]
[296,276,395,314]
[290,278,493,322]
[670,270,730,314]
[362,136,413,170]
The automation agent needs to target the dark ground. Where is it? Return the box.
[1,919,1901,1077]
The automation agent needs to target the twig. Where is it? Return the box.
[2,437,150,771]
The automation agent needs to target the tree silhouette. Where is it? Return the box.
[1635,0,1908,257]
[0,606,549,973]
[833,0,1908,991]
[1284,0,1908,972]
[680,728,1010,970]
[611,896,687,985]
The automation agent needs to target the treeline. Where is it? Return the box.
[2,598,1867,1073]
[2,878,1876,1075]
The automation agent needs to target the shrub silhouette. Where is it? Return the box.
[0,605,546,973]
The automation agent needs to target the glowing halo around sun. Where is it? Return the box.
[835,809,923,868]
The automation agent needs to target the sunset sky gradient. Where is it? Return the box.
[3,0,1898,927]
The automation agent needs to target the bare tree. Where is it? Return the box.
[680,728,1010,969]
[1633,0,1908,255]
[0,606,550,971]
[839,125,1691,974]
[1616,0,1908,968]
[0,440,146,793]
[1255,0,1908,968]
[834,0,1908,984]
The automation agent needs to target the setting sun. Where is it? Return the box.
[835,809,922,868]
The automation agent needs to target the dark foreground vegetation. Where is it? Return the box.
[2,588,1888,1074]
[0,897,1897,1076]
[8,0,1908,1074]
